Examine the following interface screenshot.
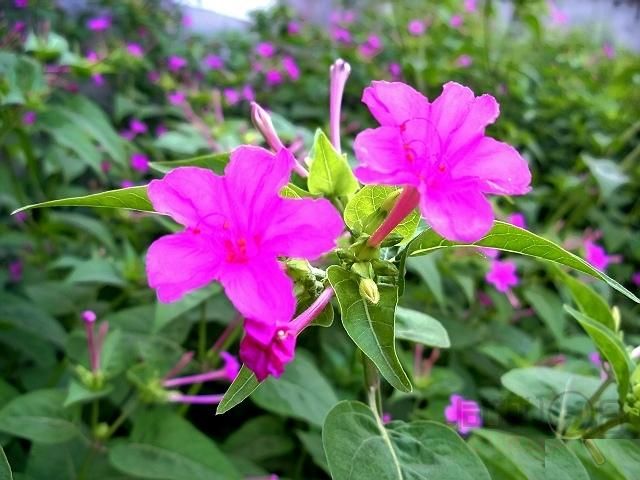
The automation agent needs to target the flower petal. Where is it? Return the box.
[452,137,531,195]
[264,198,344,259]
[219,257,295,323]
[362,81,430,126]
[420,184,494,242]
[430,82,475,139]
[148,167,224,228]
[146,231,221,303]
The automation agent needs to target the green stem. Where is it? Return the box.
[483,0,494,75]
[583,414,626,439]
[104,397,138,440]
[589,377,613,406]
[363,354,382,416]
[198,302,208,363]
[91,400,99,434]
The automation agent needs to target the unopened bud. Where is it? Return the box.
[359,278,380,305]
[82,310,97,324]
[94,422,110,440]
[612,306,621,331]
[250,102,284,151]
[381,189,401,213]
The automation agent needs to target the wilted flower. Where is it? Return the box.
[255,42,276,58]
[456,54,473,68]
[354,81,531,242]
[87,16,111,31]
[486,259,519,293]
[130,153,149,173]
[444,394,482,434]
[408,19,426,36]
[126,43,144,57]
[203,54,224,70]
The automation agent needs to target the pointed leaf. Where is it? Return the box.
[149,152,230,174]
[327,266,411,392]
[0,446,12,480]
[471,430,544,480]
[395,306,450,348]
[216,365,260,415]
[307,129,358,197]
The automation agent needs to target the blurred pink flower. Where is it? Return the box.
[266,69,283,86]
[602,42,615,59]
[358,34,383,59]
[13,21,26,33]
[508,212,527,229]
[9,260,22,282]
[287,21,301,35]
[255,42,276,58]
[282,56,300,81]
[130,153,149,173]
[120,130,135,141]
[224,88,240,105]
[243,85,255,102]
[464,0,478,13]
[445,394,482,434]
[22,111,36,125]
[382,413,392,424]
[549,1,569,26]
[148,71,160,83]
[91,73,105,86]
[13,211,28,224]
[156,124,168,137]
[101,160,111,173]
[632,272,640,287]
[353,81,531,242]
[120,180,135,188]
[456,54,473,68]
[129,118,148,135]
[167,55,187,72]
[389,63,402,79]
[87,16,111,31]
[479,247,500,259]
[408,19,426,36]
[126,43,144,58]
[450,15,463,28]
[203,54,224,70]
[168,91,186,105]
[584,240,613,271]
[331,26,352,44]
[182,15,192,28]
[15,0,28,7]
[486,259,519,293]
[86,51,100,63]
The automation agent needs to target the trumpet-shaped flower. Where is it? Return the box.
[146,147,343,328]
[354,81,531,242]
[240,319,297,381]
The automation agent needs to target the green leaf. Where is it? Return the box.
[523,286,566,342]
[297,430,329,473]
[406,255,445,305]
[585,439,640,479]
[582,155,629,200]
[553,268,615,330]
[149,152,230,174]
[12,186,153,215]
[405,221,639,304]
[109,409,240,480]
[0,446,12,480]
[343,185,419,242]
[307,129,358,197]
[0,390,78,444]
[564,306,632,401]
[545,440,589,480]
[154,286,220,333]
[327,266,412,392]
[222,416,294,462]
[216,365,260,415]
[395,306,450,348]
[252,352,339,427]
[0,292,67,348]
[471,430,544,480]
[322,400,491,480]
[63,380,112,408]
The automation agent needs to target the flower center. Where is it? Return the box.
[224,237,249,263]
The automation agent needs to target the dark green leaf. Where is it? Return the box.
[471,430,544,480]
[154,286,220,333]
[523,286,566,342]
[0,446,11,480]
[223,416,294,462]
[545,440,589,480]
[216,365,260,415]
[63,380,112,408]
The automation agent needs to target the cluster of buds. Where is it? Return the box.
[623,348,640,423]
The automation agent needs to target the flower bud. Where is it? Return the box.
[250,102,284,151]
[612,306,621,332]
[381,189,401,213]
[359,278,380,305]
[94,422,110,440]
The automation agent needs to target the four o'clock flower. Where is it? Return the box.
[450,15,463,28]
[145,146,344,332]
[129,118,148,135]
[354,81,531,243]
[508,212,527,229]
[167,55,187,72]
[584,239,619,271]
[266,70,283,86]
[456,54,473,68]
[130,153,149,173]
[486,259,519,293]
[87,16,111,31]
[329,59,351,152]
[282,56,300,81]
[408,19,426,36]
[126,43,144,58]
[168,90,186,105]
[255,42,276,58]
[464,0,478,13]
[22,111,36,125]
[445,394,482,434]
[163,352,240,388]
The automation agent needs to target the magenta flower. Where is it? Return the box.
[242,85,255,102]
[126,43,144,58]
[353,81,531,242]
[9,260,22,282]
[456,54,473,68]
[382,413,393,424]
[331,26,352,44]
[602,43,615,59]
[163,351,240,387]
[287,21,301,35]
[145,146,343,326]
[479,247,499,259]
[408,19,426,36]
[203,54,224,70]
[130,153,149,173]
[167,55,187,72]
[584,240,611,271]
[632,272,640,287]
[13,211,28,224]
[120,130,135,141]
[130,118,148,135]
[588,351,607,379]
[120,180,135,188]
[224,88,240,105]
[464,0,477,13]
[389,63,401,78]
[358,34,383,59]
[86,51,100,63]
[148,71,160,83]
[549,1,569,26]
[22,111,36,125]
[15,0,28,7]
[486,259,519,293]
[101,160,111,173]
[255,42,276,58]
[266,70,283,86]
[450,15,463,28]
[168,91,186,106]
[156,124,168,137]
[182,15,192,28]
[91,73,105,86]
[87,16,111,31]
[444,394,482,434]
[282,56,300,81]
[12,21,26,33]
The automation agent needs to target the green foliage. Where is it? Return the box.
[307,130,359,198]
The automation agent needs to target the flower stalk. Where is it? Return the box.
[368,186,420,247]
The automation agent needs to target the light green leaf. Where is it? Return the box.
[586,439,640,479]
[216,365,260,415]
[471,430,544,480]
[0,446,12,480]
[407,255,445,305]
[66,258,125,287]
[63,380,112,408]
[343,185,419,242]
[149,152,230,174]
[545,440,589,480]
[523,286,566,343]
[405,221,639,304]
[307,129,358,197]
[252,352,339,427]
[0,292,67,348]
[0,390,78,444]
[565,306,632,401]
[323,400,491,480]
[327,266,411,392]
[12,186,153,215]
[395,306,450,347]
[583,155,629,200]
[154,286,220,333]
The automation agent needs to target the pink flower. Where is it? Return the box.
[91,73,105,86]
[464,0,477,13]
[148,71,160,83]
[584,240,611,271]
[588,351,601,368]
[220,352,240,380]
[358,34,383,59]
[331,26,352,44]
[382,413,392,424]
[479,247,499,259]
[86,51,100,63]
[282,56,300,81]
[287,21,301,35]
[444,394,482,434]
[224,88,240,105]
[255,42,276,58]
[266,70,283,86]
[353,81,531,242]
[14,0,28,8]
[13,211,28,224]
[167,55,187,72]
[87,16,111,31]
[22,111,36,125]
[9,260,22,282]
[120,180,135,188]
[130,118,148,135]
[145,147,344,328]
[602,43,615,59]
[101,160,111,173]
[632,272,640,287]
[549,1,569,26]
[82,310,97,323]
[408,19,426,36]
[120,130,135,141]
[182,15,192,28]
[486,259,519,293]
[203,54,224,70]
[456,54,473,68]
[126,43,144,58]
[12,21,26,33]
[389,63,402,78]
[168,91,186,106]
[156,125,168,137]
[130,153,149,173]
[242,85,255,102]
[508,212,527,229]
[240,320,296,380]
[450,15,463,28]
